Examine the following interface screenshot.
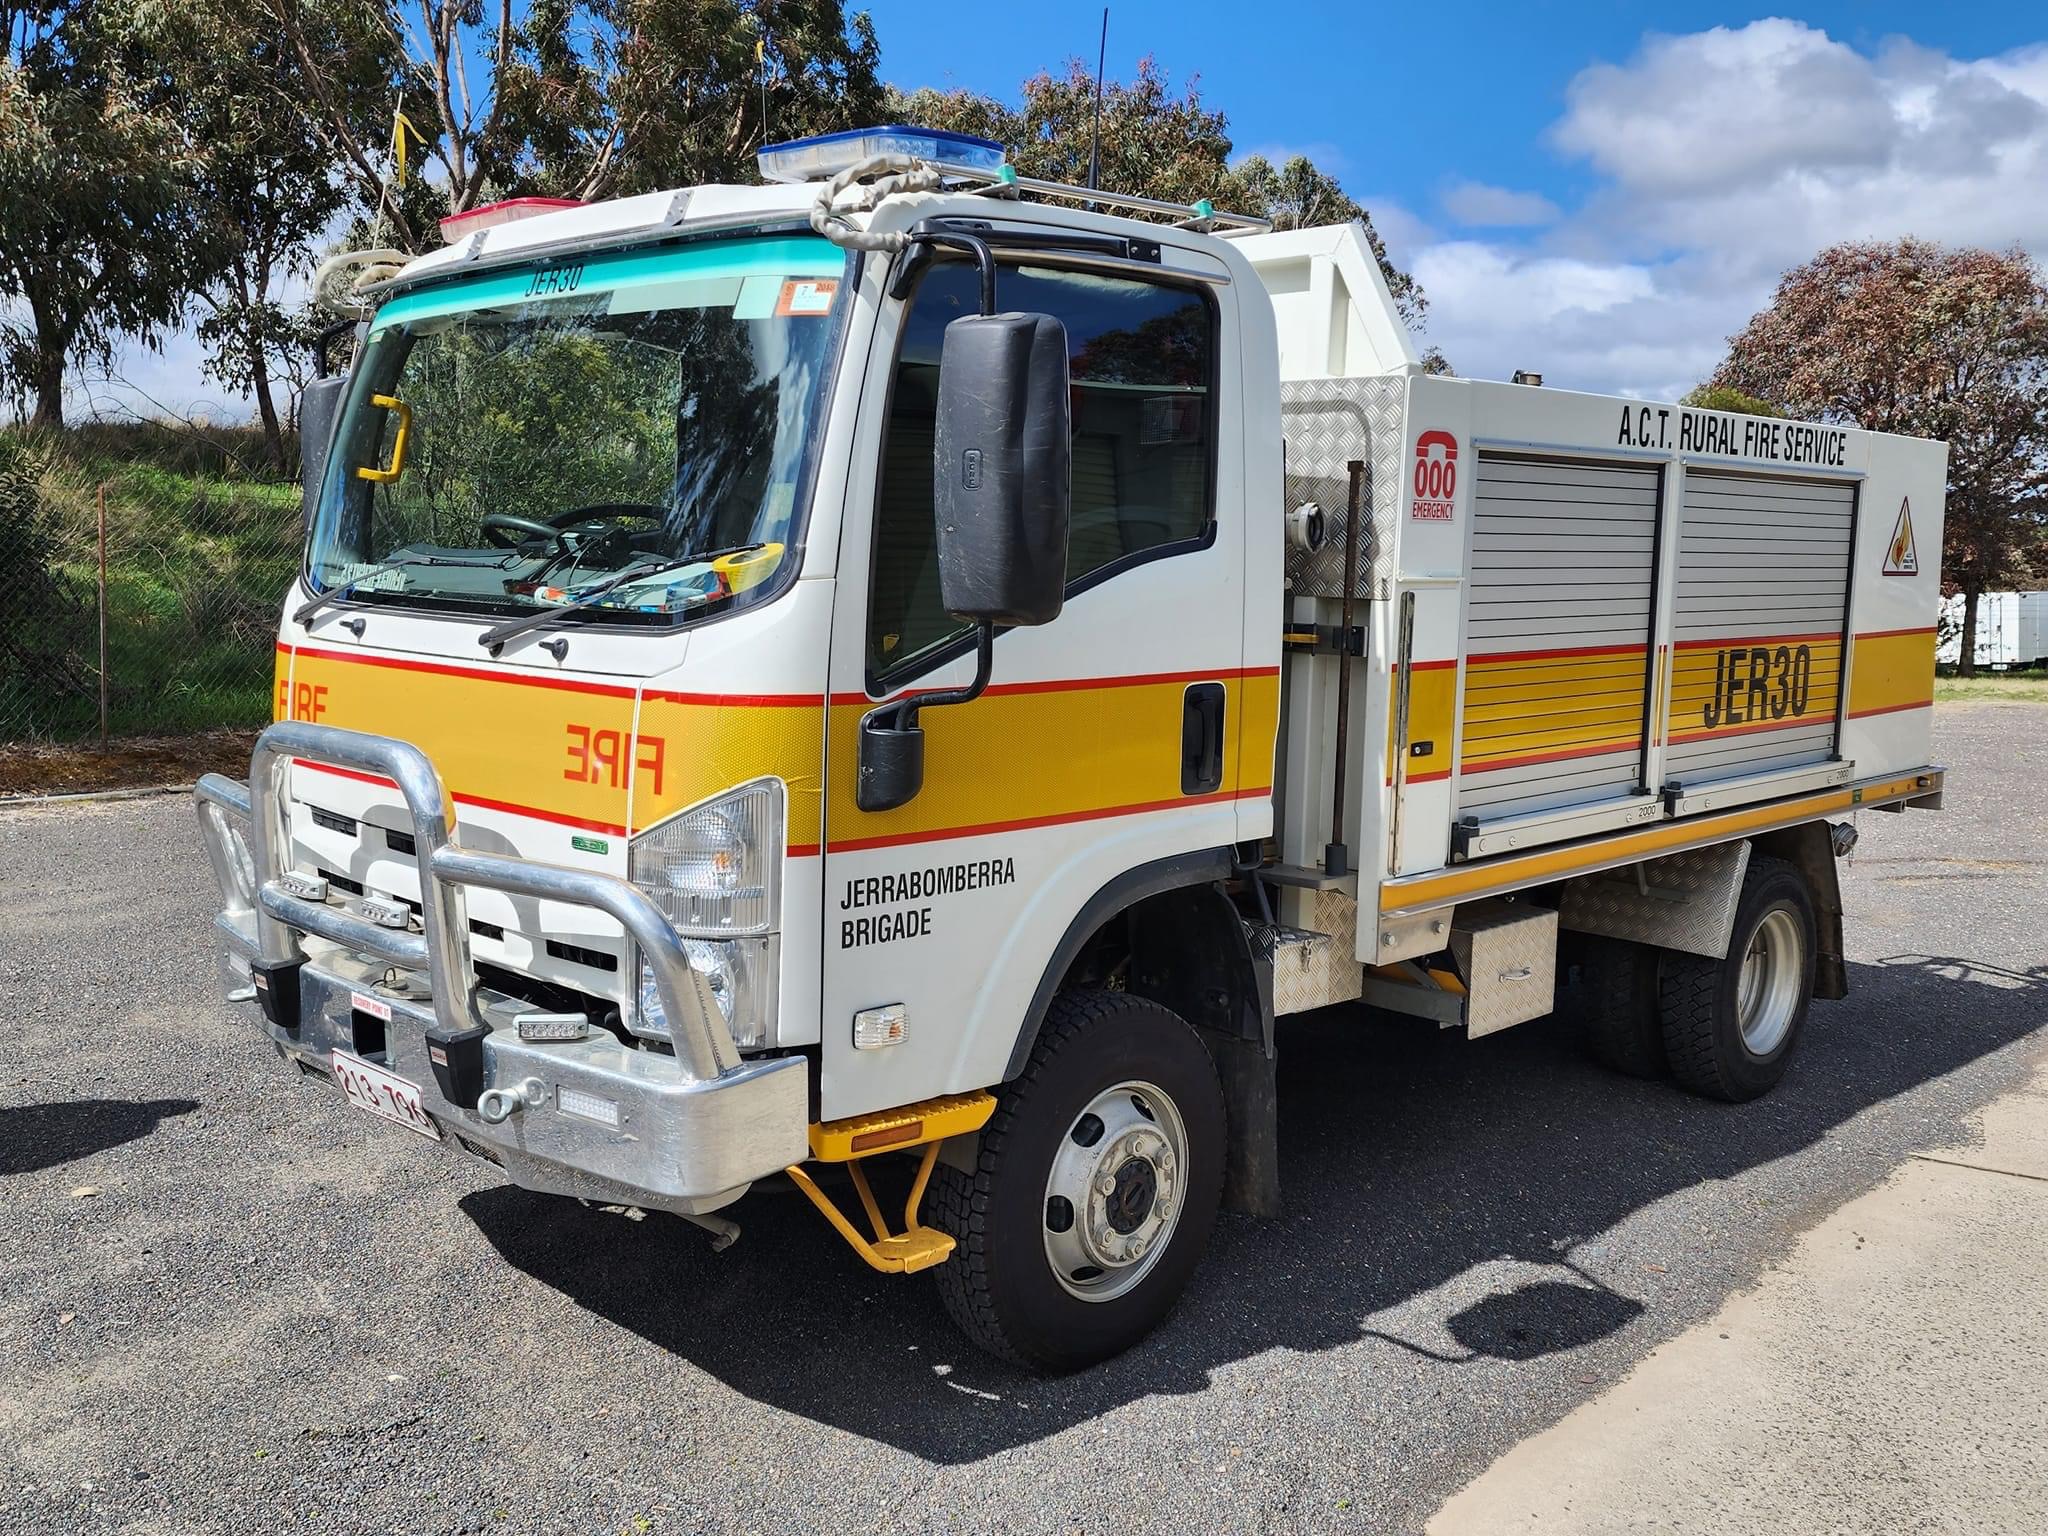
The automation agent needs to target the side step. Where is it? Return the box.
[788,1091,997,1275]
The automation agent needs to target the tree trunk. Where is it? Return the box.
[250,354,287,477]
[26,293,69,431]
[27,346,64,432]
[228,257,289,477]
[1958,585,1981,679]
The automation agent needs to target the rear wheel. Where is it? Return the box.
[1659,855,1816,1101]
[1575,935,1666,1078]
[931,990,1225,1372]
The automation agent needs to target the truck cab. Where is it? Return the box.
[197,127,1946,1372]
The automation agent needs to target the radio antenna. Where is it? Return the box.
[1086,8,1108,192]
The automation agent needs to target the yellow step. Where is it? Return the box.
[807,1089,997,1162]
[866,1227,957,1274]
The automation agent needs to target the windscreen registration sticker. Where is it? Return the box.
[775,277,838,316]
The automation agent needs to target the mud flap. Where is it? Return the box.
[1200,975,1281,1220]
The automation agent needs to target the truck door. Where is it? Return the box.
[1662,468,1855,790]
[817,247,1259,1121]
[1457,453,1662,825]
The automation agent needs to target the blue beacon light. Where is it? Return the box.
[756,125,1009,184]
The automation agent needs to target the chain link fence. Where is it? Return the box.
[0,434,300,747]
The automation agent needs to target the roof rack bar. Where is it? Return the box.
[964,171,1272,233]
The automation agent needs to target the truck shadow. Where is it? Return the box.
[0,1097,199,1176]
[461,953,2046,1463]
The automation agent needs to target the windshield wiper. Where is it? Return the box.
[294,551,515,629]
[477,543,764,654]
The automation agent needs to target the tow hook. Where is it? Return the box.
[476,1077,547,1124]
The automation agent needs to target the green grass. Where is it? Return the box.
[1934,670,2048,704]
[1,423,300,742]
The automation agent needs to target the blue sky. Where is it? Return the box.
[78,4,2048,417]
[865,1,2047,236]
[863,2,2048,393]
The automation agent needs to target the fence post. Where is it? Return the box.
[97,482,109,747]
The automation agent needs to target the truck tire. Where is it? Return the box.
[1575,936,1666,1078]
[930,989,1225,1373]
[1658,855,1816,1102]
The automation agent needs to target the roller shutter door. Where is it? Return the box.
[1662,469,1853,787]
[1457,455,1659,822]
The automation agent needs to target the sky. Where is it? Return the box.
[77,2,2048,418]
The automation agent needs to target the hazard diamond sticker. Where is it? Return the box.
[1883,497,1919,576]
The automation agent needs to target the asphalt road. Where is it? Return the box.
[3,703,2044,1536]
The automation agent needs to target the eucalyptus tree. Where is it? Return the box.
[0,0,213,428]
[1714,239,2048,674]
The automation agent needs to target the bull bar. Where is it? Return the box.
[194,721,807,1214]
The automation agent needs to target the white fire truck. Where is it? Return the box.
[195,127,1946,1371]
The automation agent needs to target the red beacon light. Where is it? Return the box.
[437,197,586,245]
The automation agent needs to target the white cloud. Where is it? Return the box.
[1551,20,1897,200]
[1558,27,2048,267]
[1415,243,1725,397]
[1440,181,1560,229]
[1411,23,2048,396]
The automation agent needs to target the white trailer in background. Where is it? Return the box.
[1938,590,2048,669]
[194,126,1949,1372]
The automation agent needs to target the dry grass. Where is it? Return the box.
[1934,671,2048,704]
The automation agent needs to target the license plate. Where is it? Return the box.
[332,1049,442,1141]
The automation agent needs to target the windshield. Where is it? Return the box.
[306,234,850,626]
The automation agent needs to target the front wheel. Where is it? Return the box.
[931,990,1225,1372]
[1659,854,1817,1102]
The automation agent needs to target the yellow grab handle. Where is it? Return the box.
[355,393,412,484]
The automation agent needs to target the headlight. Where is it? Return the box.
[628,779,784,1050]
[634,936,779,1051]
[629,777,783,936]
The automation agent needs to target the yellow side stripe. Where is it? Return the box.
[1381,768,1939,917]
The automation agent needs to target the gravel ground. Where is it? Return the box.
[3,704,2043,1536]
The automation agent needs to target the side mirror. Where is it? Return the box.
[857,310,1073,815]
[933,311,1072,626]
[299,373,349,528]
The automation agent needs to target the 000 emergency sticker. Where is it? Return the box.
[1410,429,1458,520]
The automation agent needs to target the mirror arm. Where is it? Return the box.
[891,622,995,730]
[907,230,998,316]
[312,319,355,380]
[854,624,994,815]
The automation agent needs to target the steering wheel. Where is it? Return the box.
[545,501,669,567]
[480,511,572,554]
[548,501,665,528]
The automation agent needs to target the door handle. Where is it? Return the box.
[1181,682,1227,795]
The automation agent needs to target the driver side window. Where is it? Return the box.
[866,260,1216,686]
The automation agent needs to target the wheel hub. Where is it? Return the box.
[1736,905,1804,1057]
[1104,1156,1157,1234]
[1043,1081,1189,1302]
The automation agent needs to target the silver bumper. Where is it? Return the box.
[196,723,807,1215]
